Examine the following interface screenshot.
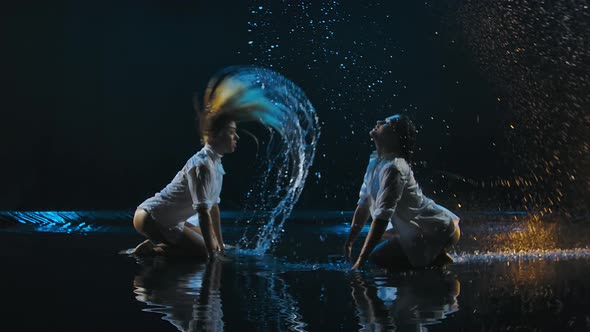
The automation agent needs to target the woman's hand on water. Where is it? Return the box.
[349,260,364,271]
[216,253,232,263]
[209,251,232,263]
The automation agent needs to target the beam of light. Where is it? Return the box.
[0,210,132,234]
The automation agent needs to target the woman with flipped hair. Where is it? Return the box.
[131,111,239,259]
[345,114,460,271]
[131,67,276,259]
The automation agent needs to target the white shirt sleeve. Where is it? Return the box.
[356,163,372,207]
[188,163,214,210]
[372,165,406,220]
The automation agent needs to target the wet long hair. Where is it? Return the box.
[193,66,283,146]
[389,114,417,164]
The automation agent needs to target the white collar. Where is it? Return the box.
[369,150,398,161]
[204,144,223,162]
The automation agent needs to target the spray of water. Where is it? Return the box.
[455,0,590,220]
[244,1,590,220]
[199,66,320,254]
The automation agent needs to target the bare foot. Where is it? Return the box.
[152,243,167,255]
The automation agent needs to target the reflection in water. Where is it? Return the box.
[132,252,309,332]
[133,258,224,332]
[350,270,460,331]
[228,252,308,331]
[122,221,590,331]
[237,271,307,331]
[454,258,590,331]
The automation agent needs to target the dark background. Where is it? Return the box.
[2,0,588,215]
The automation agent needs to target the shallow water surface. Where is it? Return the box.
[1,214,590,331]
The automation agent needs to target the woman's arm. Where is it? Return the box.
[344,205,371,258]
[350,166,405,271]
[210,204,224,251]
[197,207,218,258]
[189,164,218,258]
[346,159,375,258]
[350,218,389,270]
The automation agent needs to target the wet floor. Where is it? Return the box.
[1,214,590,331]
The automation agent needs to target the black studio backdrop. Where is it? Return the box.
[1,1,524,212]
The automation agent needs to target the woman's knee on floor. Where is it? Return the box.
[368,236,414,270]
[175,227,208,257]
[368,237,401,264]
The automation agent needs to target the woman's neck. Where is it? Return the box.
[376,146,400,158]
[206,142,225,157]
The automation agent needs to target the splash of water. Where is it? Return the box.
[210,66,320,254]
[245,1,413,208]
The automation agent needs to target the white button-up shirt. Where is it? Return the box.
[138,144,225,229]
[357,151,460,267]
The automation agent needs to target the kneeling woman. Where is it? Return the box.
[345,114,460,271]
[132,113,239,259]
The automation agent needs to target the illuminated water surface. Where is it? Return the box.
[1,212,589,331]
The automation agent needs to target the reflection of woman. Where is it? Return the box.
[345,114,461,271]
[350,270,460,331]
[133,259,224,332]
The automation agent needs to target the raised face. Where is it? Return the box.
[369,115,400,150]
[212,120,239,154]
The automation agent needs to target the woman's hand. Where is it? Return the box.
[215,252,232,263]
[216,243,235,253]
[209,251,232,263]
[343,242,353,259]
[349,259,364,271]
